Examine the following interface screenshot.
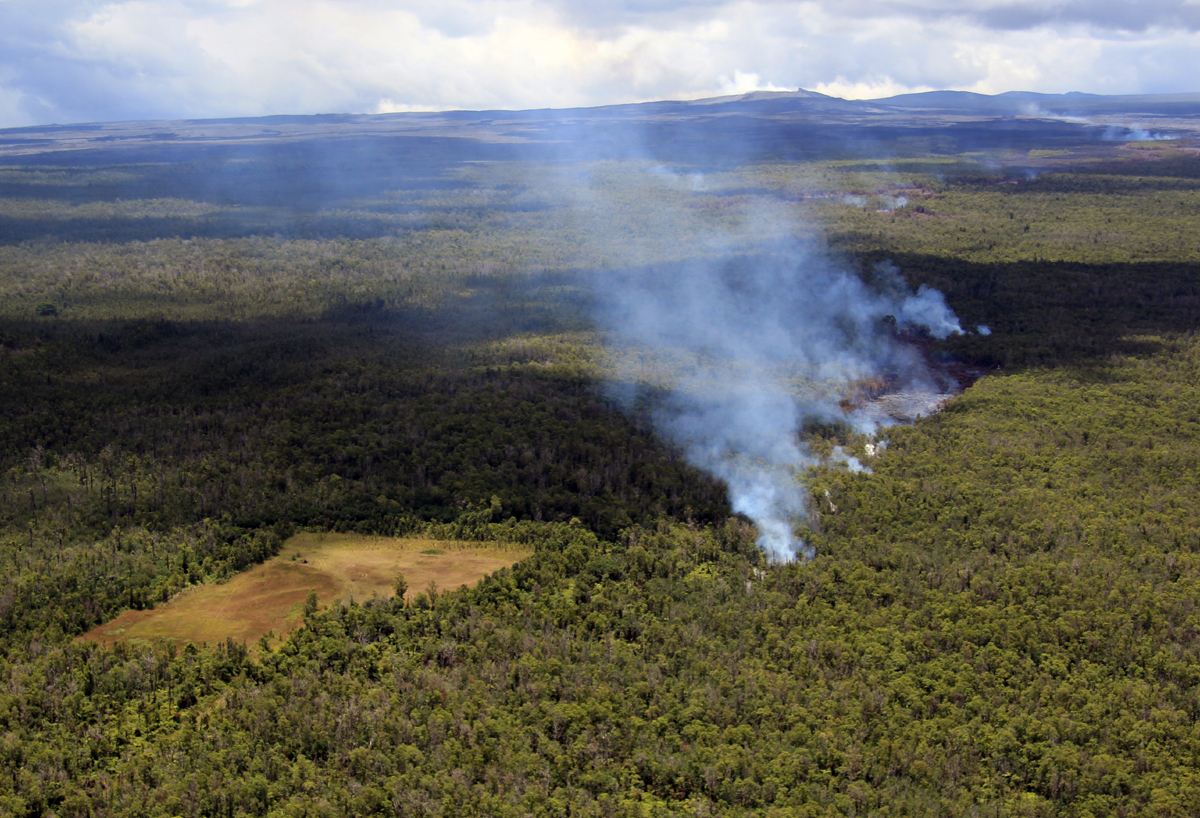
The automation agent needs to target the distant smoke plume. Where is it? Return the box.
[589,196,963,560]
[1020,105,1176,143]
[1021,104,1088,124]
[1102,125,1175,142]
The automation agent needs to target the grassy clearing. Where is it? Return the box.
[79,533,531,650]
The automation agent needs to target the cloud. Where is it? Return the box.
[549,0,1200,35]
[814,77,937,100]
[968,0,1200,33]
[0,0,1198,127]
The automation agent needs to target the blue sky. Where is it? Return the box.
[1,0,1197,128]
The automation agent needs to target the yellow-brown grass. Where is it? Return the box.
[79,533,530,651]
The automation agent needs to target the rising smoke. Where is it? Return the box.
[1101,125,1176,142]
[587,177,963,561]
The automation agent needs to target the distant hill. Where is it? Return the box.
[876,89,1200,118]
[0,88,1196,170]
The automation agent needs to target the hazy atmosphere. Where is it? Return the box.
[2,0,1199,127]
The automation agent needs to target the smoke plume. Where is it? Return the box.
[587,182,962,561]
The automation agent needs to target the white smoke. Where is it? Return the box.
[1021,104,1088,124]
[899,285,962,339]
[830,446,871,474]
[1020,105,1176,143]
[874,259,962,339]
[1102,125,1175,142]
[590,209,963,561]
[647,164,708,191]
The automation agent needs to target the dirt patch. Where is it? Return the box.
[79,534,531,650]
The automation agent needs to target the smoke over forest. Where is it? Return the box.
[586,176,963,560]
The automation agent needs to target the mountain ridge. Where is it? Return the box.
[0,87,1196,168]
[6,87,1199,133]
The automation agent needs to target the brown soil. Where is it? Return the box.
[78,534,531,651]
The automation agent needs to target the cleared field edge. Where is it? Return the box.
[78,535,533,651]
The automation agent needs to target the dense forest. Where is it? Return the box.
[1,120,1199,816]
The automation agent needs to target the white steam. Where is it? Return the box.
[591,214,963,561]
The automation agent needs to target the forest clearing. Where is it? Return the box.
[78,535,531,651]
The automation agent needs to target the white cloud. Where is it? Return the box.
[814,77,936,100]
[718,71,792,95]
[0,0,1197,127]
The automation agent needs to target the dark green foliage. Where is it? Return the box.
[0,320,727,649]
[1,136,1199,815]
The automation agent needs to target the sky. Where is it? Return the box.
[1,0,1198,128]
